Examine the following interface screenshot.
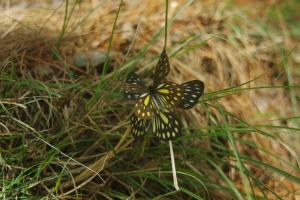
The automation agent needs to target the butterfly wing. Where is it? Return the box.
[131,114,150,137]
[152,111,181,141]
[178,80,204,109]
[153,82,183,111]
[133,94,156,119]
[133,81,183,119]
[124,72,147,100]
[152,49,170,87]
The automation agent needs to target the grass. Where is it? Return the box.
[1,0,300,199]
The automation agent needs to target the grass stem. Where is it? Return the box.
[169,140,179,191]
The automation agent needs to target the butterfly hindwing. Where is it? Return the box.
[131,114,150,137]
[124,72,147,100]
[178,80,204,109]
[153,82,183,111]
[152,111,181,141]
[153,49,170,86]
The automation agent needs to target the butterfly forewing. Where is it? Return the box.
[131,114,150,137]
[152,111,181,141]
[124,72,147,100]
[133,94,156,119]
[178,80,204,109]
[153,82,183,111]
[152,49,170,86]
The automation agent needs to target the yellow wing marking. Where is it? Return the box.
[158,89,170,94]
[159,112,169,124]
[144,95,150,106]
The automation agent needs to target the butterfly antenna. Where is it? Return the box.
[169,140,179,190]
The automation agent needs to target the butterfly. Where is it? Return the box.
[124,49,204,140]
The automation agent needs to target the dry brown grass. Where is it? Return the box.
[1,0,299,199]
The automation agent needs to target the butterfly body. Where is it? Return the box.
[124,49,204,141]
[148,85,156,94]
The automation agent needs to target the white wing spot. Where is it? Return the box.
[140,93,148,98]
[157,83,165,89]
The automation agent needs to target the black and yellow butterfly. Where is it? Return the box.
[124,49,204,140]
